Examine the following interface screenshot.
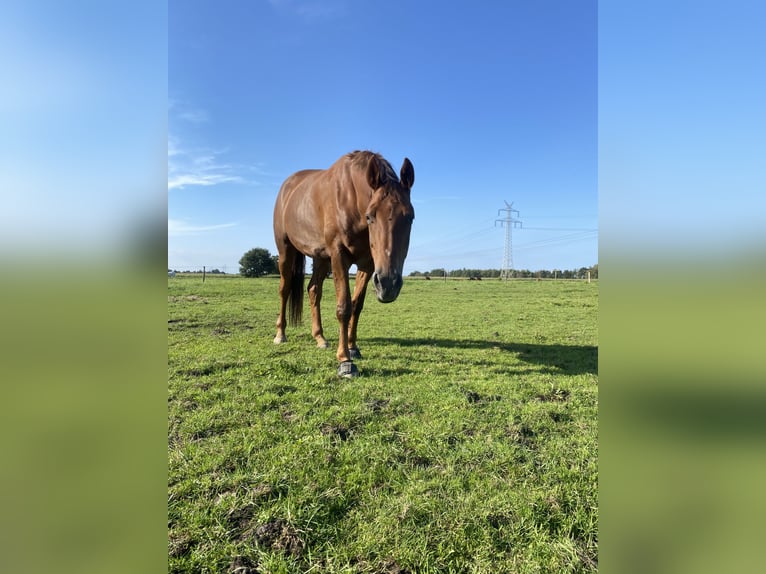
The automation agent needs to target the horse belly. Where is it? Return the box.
[283,198,329,258]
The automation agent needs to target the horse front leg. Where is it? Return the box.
[307,258,330,349]
[347,269,371,360]
[331,257,358,377]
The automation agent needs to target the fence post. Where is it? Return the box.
[203,266,206,283]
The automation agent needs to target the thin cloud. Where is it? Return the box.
[168,219,238,236]
[177,108,209,124]
[168,101,271,190]
[268,0,347,22]
[169,98,209,124]
[168,135,245,190]
[411,195,460,205]
[167,173,243,190]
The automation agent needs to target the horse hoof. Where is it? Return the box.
[274,336,287,344]
[349,347,362,360]
[337,361,358,378]
[317,340,329,349]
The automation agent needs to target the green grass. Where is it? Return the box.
[168,276,598,573]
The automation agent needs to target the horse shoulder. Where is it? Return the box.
[333,169,368,236]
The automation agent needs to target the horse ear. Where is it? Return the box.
[367,156,382,189]
[400,158,414,190]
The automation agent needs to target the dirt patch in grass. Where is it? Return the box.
[465,390,482,403]
[536,388,571,402]
[375,558,412,574]
[168,531,195,558]
[350,556,412,574]
[464,389,502,404]
[446,435,462,447]
[506,423,537,447]
[281,409,297,422]
[181,361,239,377]
[179,398,198,411]
[169,294,208,303]
[575,540,598,571]
[227,505,257,536]
[549,410,571,423]
[486,512,516,530]
[367,398,390,412]
[189,422,230,441]
[267,384,297,396]
[394,448,431,469]
[250,482,288,501]
[228,554,259,574]
[229,510,304,558]
[251,519,305,558]
[321,423,351,441]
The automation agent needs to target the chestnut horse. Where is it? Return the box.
[273,150,415,377]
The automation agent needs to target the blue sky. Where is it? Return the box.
[169,0,597,274]
[2,1,761,274]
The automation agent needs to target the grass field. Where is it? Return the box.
[168,275,598,573]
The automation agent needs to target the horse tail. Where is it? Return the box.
[288,252,305,326]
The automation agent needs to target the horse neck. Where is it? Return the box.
[348,168,375,212]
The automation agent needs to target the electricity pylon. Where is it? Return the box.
[495,201,522,280]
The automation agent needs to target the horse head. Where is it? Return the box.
[365,156,415,303]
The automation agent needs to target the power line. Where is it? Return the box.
[522,227,597,231]
[515,230,597,251]
[495,201,522,280]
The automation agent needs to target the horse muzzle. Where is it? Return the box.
[372,270,403,303]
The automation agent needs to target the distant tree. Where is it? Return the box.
[239,247,277,277]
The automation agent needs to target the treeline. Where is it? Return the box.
[169,268,227,274]
[409,264,598,280]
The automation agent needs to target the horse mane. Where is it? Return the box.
[346,150,399,185]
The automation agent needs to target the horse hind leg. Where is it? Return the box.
[308,258,330,349]
[274,244,301,344]
[274,262,290,344]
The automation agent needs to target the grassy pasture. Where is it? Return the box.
[168,276,598,573]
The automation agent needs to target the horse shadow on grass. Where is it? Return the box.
[365,337,598,376]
